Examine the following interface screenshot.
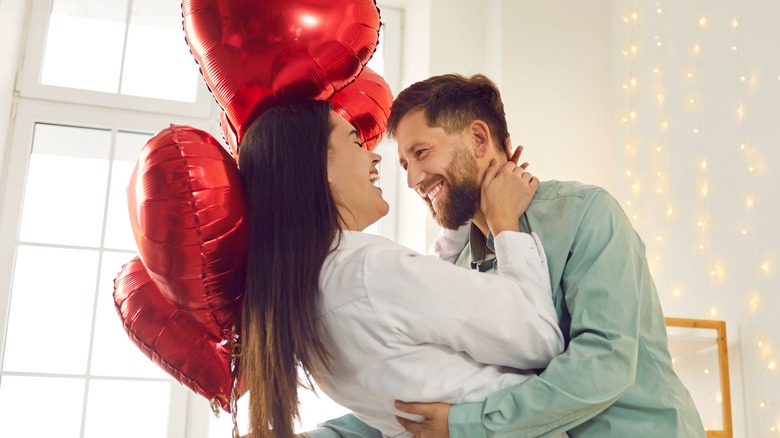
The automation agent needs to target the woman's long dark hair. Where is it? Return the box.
[238,100,340,437]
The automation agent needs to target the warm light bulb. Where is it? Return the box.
[699,17,707,26]
[701,160,708,169]
[626,200,632,206]
[740,75,746,81]
[673,288,681,297]
[699,244,705,250]
[761,262,770,272]
[631,45,637,53]
[701,185,709,196]
[689,98,696,104]
[656,235,663,242]
[626,170,632,176]
[732,19,739,28]
[693,44,700,53]
[760,401,766,408]
[769,361,777,370]
[709,307,718,317]
[657,188,662,194]
[666,208,673,216]
[732,46,738,51]
[662,121,669,129]
[693,128,699,134]
[704,369,710,374]
[749,166,754,172]
[740,143,746,150]
[657,8,663,14]
[716,392,722,403]
[656,146,662,152]
[632,12,638,20]
[747,197,754,208]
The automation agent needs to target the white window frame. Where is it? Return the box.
[17,0,215,119]
[1,2,404,437]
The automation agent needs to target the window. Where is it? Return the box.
[0,1,403,437]
[1,0,216,436]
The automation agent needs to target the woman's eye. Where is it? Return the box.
[354,141,365,149]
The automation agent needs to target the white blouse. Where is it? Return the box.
[312,230,563,437]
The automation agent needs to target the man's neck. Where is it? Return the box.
[471,209,489,238]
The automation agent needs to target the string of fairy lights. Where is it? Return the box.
[729,0,778,432]
[622,1,777,434]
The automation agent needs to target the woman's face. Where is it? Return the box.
[327,111,390,231]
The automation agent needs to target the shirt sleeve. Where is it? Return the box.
[366,231,563,371]
[303,414,382,438]
[426,222,471,263]
[448,190,645,437]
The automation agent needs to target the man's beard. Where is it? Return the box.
[429,147,480,230]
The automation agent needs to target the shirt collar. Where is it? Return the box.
[466,223,497,272]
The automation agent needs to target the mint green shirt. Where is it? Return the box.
[310,181,704,437]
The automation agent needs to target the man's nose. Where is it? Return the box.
[406,163,424,190]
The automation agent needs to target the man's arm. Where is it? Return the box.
[401,189,645,437]
[303,414,382,438]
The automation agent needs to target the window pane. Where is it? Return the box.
[84,379,171,438]
[19,123,110,247]
[121,0,200,102]
[91,251,169,379]
[3,245,98,374]
[0,376,85,438]
[366,23,385,75]
[41,0,128,92]
[104,131,152,250]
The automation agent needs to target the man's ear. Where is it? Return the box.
[469,120,492,158]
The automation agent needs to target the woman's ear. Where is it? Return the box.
[469,120,492,158]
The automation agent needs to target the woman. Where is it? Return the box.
[238,100,563,437]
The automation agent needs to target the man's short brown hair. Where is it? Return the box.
[387,74,509,152]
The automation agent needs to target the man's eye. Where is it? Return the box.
[415,149,427,158]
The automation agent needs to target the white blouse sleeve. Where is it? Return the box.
[363,231,563,370]
[426,223,470,263]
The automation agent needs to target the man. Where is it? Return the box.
[309,74,705,437]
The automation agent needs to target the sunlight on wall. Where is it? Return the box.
[617,1,778,435]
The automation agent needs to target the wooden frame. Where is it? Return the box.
[665,317,733,438]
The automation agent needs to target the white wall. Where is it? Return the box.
[498,1,617,196]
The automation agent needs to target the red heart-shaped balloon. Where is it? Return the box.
[127,125,247,339]
[221,66,393,159]
[183,0,381,145]
[332,66,393,151]
[113,256,236,412]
